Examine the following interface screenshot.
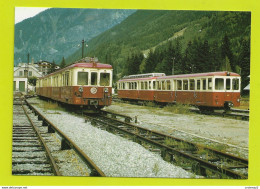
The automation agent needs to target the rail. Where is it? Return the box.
[25,99,105,177]
[85,112,248,179]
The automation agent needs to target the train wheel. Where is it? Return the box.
[199,106,214,113]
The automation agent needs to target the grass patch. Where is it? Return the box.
[163,103,191,114]
[39,101,65,112]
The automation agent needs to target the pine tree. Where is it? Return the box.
[240,38,250,89]
[210,41,221,71]
[173,39,183,74]
[221,56,232,71]
[60,57,66,68]
[221,34,234,71]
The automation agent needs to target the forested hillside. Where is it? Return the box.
[66,10,250,89]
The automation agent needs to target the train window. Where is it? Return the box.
[77,72,88,85]
[100,73,110,86]
[196,80,201,90]
[226,78,231,90]
[177,80,182,90]
[232,78,239,90]
[208,78,212,90]
[189,79,195,90]
[158,81,162,90]
[202,79,206,90]
[161,81,165,90]
[149,81,152,90]
[166,80,171,90]
[65,72,70,86]
[215,78,224,90]
[91,72,97,85]
[183,80,188,90]
[153,81,156,90]
[144,82,148,90]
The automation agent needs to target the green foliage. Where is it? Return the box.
[60,57,66,68]
[63,10,251,84]
[28,76,38,86]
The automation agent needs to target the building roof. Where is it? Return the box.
[244,84,250,90]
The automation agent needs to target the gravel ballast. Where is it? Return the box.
[26,98,196,178]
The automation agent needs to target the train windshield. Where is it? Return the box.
[78,72,89,85]
[91,72,98,85]
[232,78,240,90]
[215,78,224,90]
[100,73,110,86]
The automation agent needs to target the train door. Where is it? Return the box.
[175,80,182,102]
[224,78,233,101]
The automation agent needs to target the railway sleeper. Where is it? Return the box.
[61,138,72,150]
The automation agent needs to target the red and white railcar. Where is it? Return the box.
[117,71,241,110]
[36,59,113,111]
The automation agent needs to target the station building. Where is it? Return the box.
[13,61,43,93]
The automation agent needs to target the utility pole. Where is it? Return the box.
[81,39,88,58]
[81,39,85,58]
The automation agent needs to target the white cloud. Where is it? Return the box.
[15,7,50,24]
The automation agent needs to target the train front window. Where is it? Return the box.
[226,78,231,90]
[91,72,97,85]
[100,73,110,86]
[232,78,239,90]
[77,72,88,85]
[215,78,224,90]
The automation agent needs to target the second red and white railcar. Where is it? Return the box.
[117,71,241,110]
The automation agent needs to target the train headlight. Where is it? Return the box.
[228,102,234,107]
[79,87,83,93]
[237,98,240,102]
[104,88,108,93]
[90,87,97,94]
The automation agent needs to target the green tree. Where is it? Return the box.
[221,35,234,71]
[240,38,250,89]
[60,57,66,68]
[28,76,38,86]
[220,56,232,71]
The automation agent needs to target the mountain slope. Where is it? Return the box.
[66,10,250,76]
[14,8,136,65]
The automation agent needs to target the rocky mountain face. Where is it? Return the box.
[14,8,136,65]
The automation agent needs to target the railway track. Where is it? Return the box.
[13,97,60,175]
[113,98,249,121]
[12,97,105,176]
[85,110,248,179]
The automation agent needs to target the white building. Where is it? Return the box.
[13,63,43,93]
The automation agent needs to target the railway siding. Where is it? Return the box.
[85,112,248,179]
[12,97,100,176]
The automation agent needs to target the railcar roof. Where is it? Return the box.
[40,62,112,79]
[118,77,159,82]
[118,71,240,82]
[157,71,240,79]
